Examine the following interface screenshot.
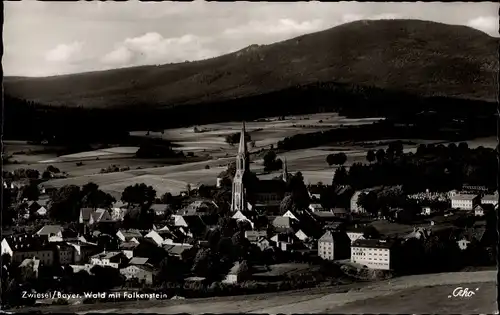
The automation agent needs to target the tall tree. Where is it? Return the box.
[49,185,82,222]
[366,150,376,164]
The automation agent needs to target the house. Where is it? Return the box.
[256,237,272,251]
[451,194,480,210]
[232,210,257,229]
[245,230,267,243]
[346,226,365,244]
[294,229,310,242]
[331,208,352,220]
[473,204,494,217]
[176,199,218,216]
[90,251,127,269]
[481,193,498,206]
[309,204,324,212]
[128,257,150,266]
[36,207,48,216]
[18,257,41,279]
[56,244,75,265]
[150,204,171,216]
[111,201,128,221]
[421,206,433,216]
[1,235,56,266]
[270,233,300,251]
[351,239,398,270]
[145,230,181,247]
[171,215,207,237]
[318,230,351,261]
[119,242,140,259]
[116,229,144,242]
[36,225,64,238]
[120,264,156,285]
[79,208,113,232]
[163,244,196,261]
[222,262,242,284]
[272,217,297,230]
[67,241,99,264]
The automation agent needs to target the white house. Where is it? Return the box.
[451,194,480,210]
[421,206,433,216]
[120,265,155,285]
[90,251,127,269]
[318,231,335,261]
[481,193,498,206]
[351,239,397,270]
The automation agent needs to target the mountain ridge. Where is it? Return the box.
[4,19,499,107]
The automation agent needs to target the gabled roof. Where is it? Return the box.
[91,251,124,260]
[118,229,144,239]
[129,257,149,265]
[36,225,64,236]
[163,244,193,256]
[227,262,241,275]
[272,216,294,228]
[92,209,111,222]
[451,194,479,200]
[119,242,140,250]
[352,239,397,249]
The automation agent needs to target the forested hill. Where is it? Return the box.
[4,19,499,108]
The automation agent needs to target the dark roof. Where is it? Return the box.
[253,180,286,194]
[163,244,194,256]
[119,242,140,250]
[150,204,170,212]
[80,208,94,221]
[352,239,397,249]
[4,234,56,252]
[272,217,294,228]
[319,230,349,243]
[36,225,64,236]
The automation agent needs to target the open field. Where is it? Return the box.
[17,270,496,314]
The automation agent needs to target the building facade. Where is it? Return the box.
[451,194,480,210]
[351,239,396,270]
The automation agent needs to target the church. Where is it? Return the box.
[230,122,290,213]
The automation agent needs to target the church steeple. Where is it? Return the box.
[282,157,289,183]
[231,122,249,212]
[238,121,248,155]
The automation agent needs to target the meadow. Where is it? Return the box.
[4,113,496,197]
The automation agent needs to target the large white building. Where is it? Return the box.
[481,192,498,206]
[451,194,480,210]
[351,239,397,270]
[1,235,56,266]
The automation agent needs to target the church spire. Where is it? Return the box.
[282,157,289,182]
[238,121,248,155]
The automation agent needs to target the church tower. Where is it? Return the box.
[231,122,249,211]
[282,157,289,183]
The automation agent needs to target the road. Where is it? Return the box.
[18,270,497,314]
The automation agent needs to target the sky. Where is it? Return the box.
[3,1,499,77]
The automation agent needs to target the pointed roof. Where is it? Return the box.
[283,157,289,182]
[238,121,248,155]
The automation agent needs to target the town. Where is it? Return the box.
[1,123,497,308]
